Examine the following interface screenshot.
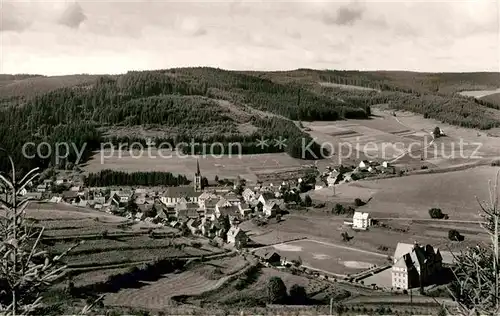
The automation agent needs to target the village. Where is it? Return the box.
[11,154,459,302]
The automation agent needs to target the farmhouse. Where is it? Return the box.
[391,242,443,290]
[238,202,252,216]
[327,171,339,187]
[258,192,275,206]
[242,188,256,202]
[263,201,280,217]
[55,178,69,185]
[261,252,282,266]
[216,197,232,208]
[352,211,371,230]
[36,184,47,193]
[226,226,247,247]
[223,191,240,205]
[215,204,240,219]
[62,191,79,203]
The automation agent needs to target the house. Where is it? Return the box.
[134,188,147,195]
[70,186,81,192]
[75,199,88,207]
[187,219,202,235]
[138,204,155,218]
[49,196,62,203]
[216,197,232,209]
[115,190,132,203]
[62,191,79,203]
[18,188,27,196]
[175,202,200,219]
[203,198,219,212]
[382,161,390,168]
[215,204,240,219]
[55,178,68,185]
[262,252,281,266]
[198,192,219,208]
[327,171,340,187]
[242,188,256,202]
[352,211,371,230]
[249,199,263,212]
[224,191,241,204]
[391,242,443,290]
[152,202,169,219]
[135,212,146,221]
[258,192,275,206]
[94,196,106,204]
[25,192,43,200]
[134,194,147,205]
[204,209,216,221]
[226,226,248,247]
[263,201,280,217]
[238,202,252,217]
[36,184,47,193]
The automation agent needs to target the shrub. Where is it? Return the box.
[354,198,366,207]
[429,208,445,219]
[378,245,389,252]
[266,277,287,304]
[288,284,307,305]
[492,160,500,167]
[448,229,464,241]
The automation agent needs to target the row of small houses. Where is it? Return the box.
[315,160,395,190]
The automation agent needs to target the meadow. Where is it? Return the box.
[85,149,305,182]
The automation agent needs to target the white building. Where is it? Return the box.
[391,242,443,290]
[352,211,371,230]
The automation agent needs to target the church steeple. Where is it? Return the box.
[194,159,202,192]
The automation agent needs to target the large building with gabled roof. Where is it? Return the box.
[391,242,443,290]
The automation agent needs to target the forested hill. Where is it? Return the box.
[0,67,499,173]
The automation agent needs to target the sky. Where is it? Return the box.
[0,0,499,75]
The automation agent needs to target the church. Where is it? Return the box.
[160,160,204,206]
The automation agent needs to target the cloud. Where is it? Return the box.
[175,16,207,37]
[58,2,86,29]
[0,3,32,32]
[1,0,498,74]
[322,3,365,26]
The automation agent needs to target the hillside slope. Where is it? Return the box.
[1,67,499,172]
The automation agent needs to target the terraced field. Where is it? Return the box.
[104,256,249,310]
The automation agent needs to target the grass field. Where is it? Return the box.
[85,150,305,182]
[103,256,249,310]
[255,239,387,276]
[458,88,500,98]
[350,165,498,220]
[188,264,350,307]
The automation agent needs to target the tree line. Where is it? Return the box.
[84,170,190,187]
